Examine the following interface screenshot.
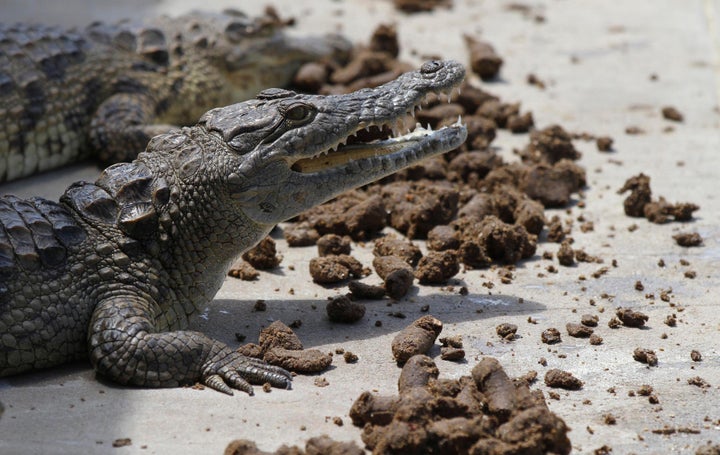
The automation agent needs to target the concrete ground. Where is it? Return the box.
[1,1,719,453]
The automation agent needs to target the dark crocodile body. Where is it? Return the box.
[0,61,467,395]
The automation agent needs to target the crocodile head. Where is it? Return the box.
[197,60,468,225]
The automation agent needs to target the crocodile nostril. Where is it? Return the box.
[420,60,442,74]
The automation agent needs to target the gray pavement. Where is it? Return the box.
[1,1,719,453]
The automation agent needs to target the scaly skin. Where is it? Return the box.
[0,60,467,395]
[0,10,349,182]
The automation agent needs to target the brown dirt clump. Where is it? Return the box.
[343,351,359,364]
[317,234,352,256]
[439,336,465,361]
[326,295,366,323]
[309,254,366,284]
[440,346,466,361]
[507,111,535,133]
[574,249,603,264]
[225,434,364,455]
[377,180,459,239]
[415,250,461,284]
[644,198,700,223]
[673,232,703,247]
[374,235,423,267]
[397,354,440,393]
[596,136,614,151]
[541,327,562,344]
[283,222,320,247]
[616,307,649,328]
[259,321,304,352]
[440,335,463,348]
[513,198,546,235]
[391,315,444,364]
[427,225,461,251]
[475,100,520,129]
[368,23,400,57]
[661,106,684,122]
[236,343,264,358]
[237,321,333,374]
[263,348,333,374]
[274,350,327,373]
[618,173,699,222]
[566,322,594,338]
[464,34,503,81]
[618,173,652,217]
[295,191,388,241]
[393,0,452,13]
[112,438,132,448]
[347,280,386,300]
[544,369,583,390]
[633,348,658,367]
[475,215,537,265]
[496,323,518,340]
[557,240,575,266]
[350,356,571,454]
[688,376,711,389]
[546,215,569,243]
[242,236,282,270]
[373,255,415,299]
[228,261,260,281]
[521,161,586,207]
[521,125,581,164]
[456,192,498,221]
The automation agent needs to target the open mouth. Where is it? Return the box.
[290,89,464,174]
[291,121,463,173]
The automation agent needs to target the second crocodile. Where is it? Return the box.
[0,9,350,182]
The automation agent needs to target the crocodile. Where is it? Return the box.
[0,60,467,395]
[0,9,350,182]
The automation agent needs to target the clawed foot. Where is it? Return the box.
[202,348,292,396]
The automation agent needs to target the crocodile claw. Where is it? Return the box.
[202,348,293,395]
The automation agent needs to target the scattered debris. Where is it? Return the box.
[391,315,444,363]
[544,369,583,390]
[633,348,658,367]
[464,34,504,81]
[326,295,366,323]
[350,356,571,454]
[616,307,649,328]
[238,321,333,374]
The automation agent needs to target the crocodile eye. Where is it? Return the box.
[284,103,314,123]
[420,60,442,74]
